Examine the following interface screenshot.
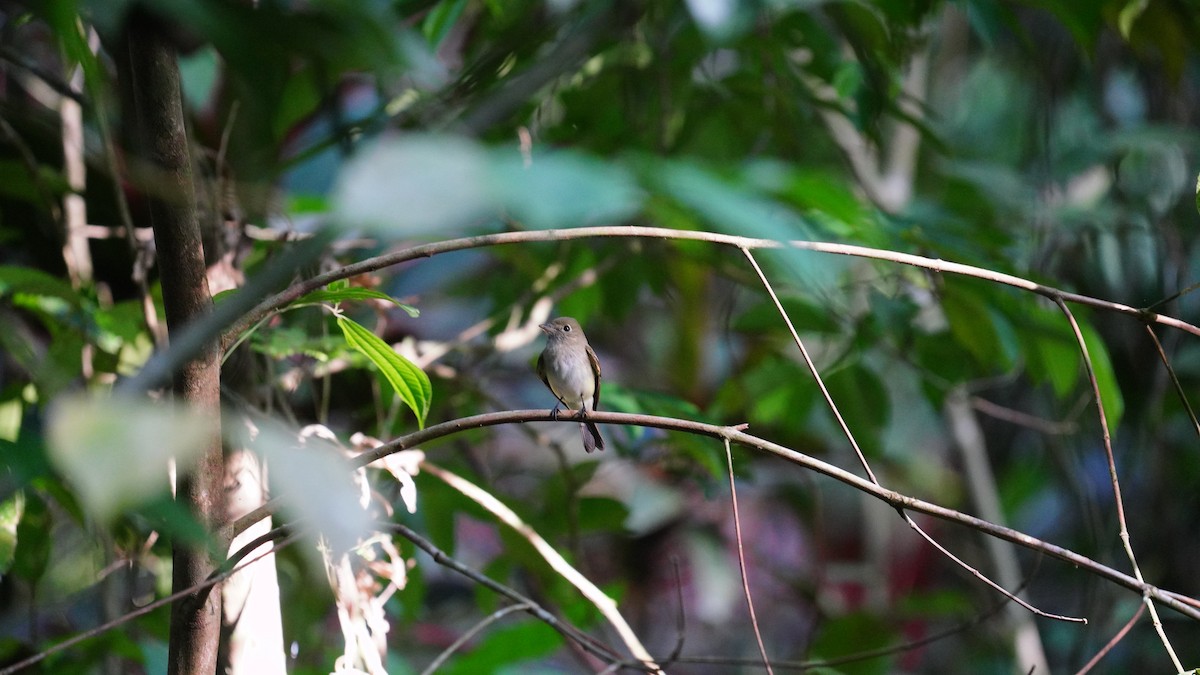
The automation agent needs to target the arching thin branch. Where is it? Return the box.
[723,438,775,674]
[421,461,663,673]
[221,226,1200,353]
[222,409,1200,622]
[1055,298,1182,669]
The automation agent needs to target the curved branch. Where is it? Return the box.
[220,226,1200,351]
[225,409,1200,622]
[422,461,661,672]
[388,523,629,667]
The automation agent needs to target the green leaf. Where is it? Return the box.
[335,315,431,428]
[12,492,49,584]
[1194,171,1200,216]
[295,286,419,316]
[0,491,23,575]
[1118,0,1150,39]
[437,618,561,675]
[824,361,890,453]
[1080,322,1124,436]
[0,265,82,305]
[941,285,1017,371]
[422,0,468,48]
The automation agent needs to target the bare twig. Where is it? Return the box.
[419,603,530,675]
[386,522,626,666]
[421,461,663,673]
[904,514,1082,622]
[743,246,1069,622]
[740,246,877,483]
[969,396,1078,436]
[723,437,775,674]
[1144,326,1200,439]
[220,227,1200,353]
[0,528,299,675]
[1074,603,1145,675]
[948,388,1051,669]
[1055,298,1182,669]
[677,574,1030,670]
[223,408,1200,623]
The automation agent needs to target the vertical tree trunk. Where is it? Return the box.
[121,8,226,674]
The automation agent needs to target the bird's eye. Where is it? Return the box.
[562,324,571,332]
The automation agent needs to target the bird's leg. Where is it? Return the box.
[550,394,570,420]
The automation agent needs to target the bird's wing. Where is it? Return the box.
[586,344,602,411]
[536,352,549,388]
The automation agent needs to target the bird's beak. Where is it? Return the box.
[538,323,553,334]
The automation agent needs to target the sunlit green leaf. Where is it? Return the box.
[0,492,22,576]
[295,286,419,316]
[335,315,431,428]
[1118,0,1150,39]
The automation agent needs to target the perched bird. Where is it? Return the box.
[536,317,605,452]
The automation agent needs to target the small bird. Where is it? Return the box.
[536,317,605,452]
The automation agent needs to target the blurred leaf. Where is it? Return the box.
[649,158,815,241]
[0,390,21,442]
[336,315,432,428]
[0,491,23,576]
[251,326,343,361]
[809,611,897,675]
[1019,307,1080,400]
[47,396,212,521]
[941,285,1017,371]
[422,0,468,48]
[11,491,49,584]
[734,295,840,334]
[232,419,371,554]
[896,589,975,617]
[1116,141,1188,216]
[489,148,643,229]
[437,617,561,675]
[1195,171,1200,216]
[0,265,83,305]
[332,134,491,235]
[1118,0,1149,40]
[0,161,68,204]
[824,361,890,453]
[1080,322,1124,436]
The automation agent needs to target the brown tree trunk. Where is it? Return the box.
[121,8,226,674]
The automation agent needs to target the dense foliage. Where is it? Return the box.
[2,0,1200,672]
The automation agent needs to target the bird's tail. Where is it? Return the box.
[581,421,604,453]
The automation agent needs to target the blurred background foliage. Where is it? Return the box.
[2,0,1200,672]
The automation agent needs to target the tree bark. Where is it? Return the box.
[121,8,225,674]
